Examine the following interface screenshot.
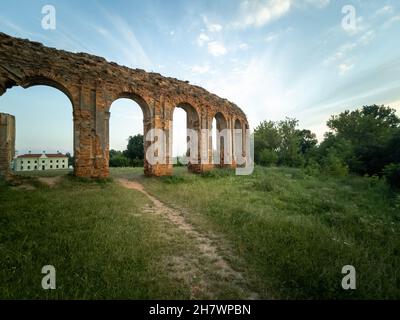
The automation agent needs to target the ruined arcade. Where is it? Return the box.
[0,32,249,178]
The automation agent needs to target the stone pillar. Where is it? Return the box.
[143,99,172,176]
[189,113,213,173]
[0,113,15,179]
[73,86,109,178]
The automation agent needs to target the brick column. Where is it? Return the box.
[143,99,172,176]
[73,86,109,178]
[0,113,15,179]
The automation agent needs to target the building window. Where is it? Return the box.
[62,165,65,168]
[21,166,24,170]
[35,160,37,164]
[42,160,45,164]
[56,165,59,169]
[28,161,30,164]
[34,166,37,170]
[56,160,59,163]
[50,160,53,163]
[28,166,30,170]
[21,161,23,164]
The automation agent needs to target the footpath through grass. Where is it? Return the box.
[132,166,400,299]
[1,167,399,299]
[0,174,199,299]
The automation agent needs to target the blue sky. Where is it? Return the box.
[0,0,400,155]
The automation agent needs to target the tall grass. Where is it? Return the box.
[140,166,400,299]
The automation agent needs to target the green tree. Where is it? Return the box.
[277,118,304,167]
[124,134,144,161]
[109,150,130,167]
[326,105,400,175]
[254,121,281,166]
[297,129,318,155]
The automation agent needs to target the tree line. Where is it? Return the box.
[254,105,400,189]
[109,134,144,167]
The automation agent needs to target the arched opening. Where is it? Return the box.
[172,103,200,172]
[213,112,228,167]
[108,94,149,175]
[0,82,74,176]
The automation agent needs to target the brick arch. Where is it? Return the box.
[20,75,75,106]
[0,32,249,177]
[108,91,152,121]
[170,102,202,173]
[173,102,201,129]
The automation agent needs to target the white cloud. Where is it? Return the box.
[230,0,329,29]
[207,41,227,57]
[202,16,223,32]
[338,63,354,75]
[93,12,151,69]
[324,29,375,67]
[376,5,394,16]
[197,33,210,47]
[323,43,356,65]
[344,16,366,36]
[358,30,375,46]
[265,32,279,42]
[383,15,400,29]
[233,0,292,29]
[238,43,249,50]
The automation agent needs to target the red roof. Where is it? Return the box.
[17,153,68,158]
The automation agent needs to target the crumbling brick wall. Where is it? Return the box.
[0,113,15,179]
[0,32,249,177]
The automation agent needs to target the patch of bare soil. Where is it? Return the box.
[37,176,62,187]
[118,178,259,299]
[10,184,36,191]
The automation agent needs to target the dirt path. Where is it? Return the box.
[38,176,62,187]
[118,178,258,299]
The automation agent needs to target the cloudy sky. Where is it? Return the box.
[0,0,400,155]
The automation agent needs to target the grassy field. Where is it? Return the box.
[0,166,399,299]
[113,166,400,299]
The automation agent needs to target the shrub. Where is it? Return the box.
[383,163,400,189]
[258,149,278,166]
[322,152,349,177]
[130,158,144,167]
[303,160,321,176]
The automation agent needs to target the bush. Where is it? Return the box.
[303,160,321,176]
[130,158,144,167]
[258,149,278,166]
[109,154,130,167]
[383,163,400,189]
[322,152,349,177]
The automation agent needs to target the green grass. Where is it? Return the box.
[16,169,72,177]
[1,167,399,299]
[0,174,198,299]
[136,166,400,299]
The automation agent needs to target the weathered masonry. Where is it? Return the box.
[0,113,15,178]
[0,32,249,178]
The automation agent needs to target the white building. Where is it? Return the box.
[13,152,69,171]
